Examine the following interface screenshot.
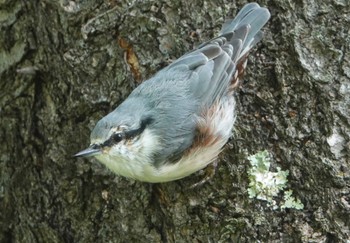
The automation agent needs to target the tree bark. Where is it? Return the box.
[0,0,349,242]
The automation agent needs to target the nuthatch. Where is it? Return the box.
[75,3,270,183]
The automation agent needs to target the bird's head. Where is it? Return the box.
[75,109,156,164]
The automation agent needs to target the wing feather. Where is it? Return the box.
[156,3,270,108]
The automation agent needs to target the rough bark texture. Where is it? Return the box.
[0,0,349,242]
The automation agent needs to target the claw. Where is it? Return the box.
[190,160,218,188]
[152,184,170,206]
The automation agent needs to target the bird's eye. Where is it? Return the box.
[111,133,124,143]
[101,132,124,147]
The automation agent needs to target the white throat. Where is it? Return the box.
[94,129,161,180]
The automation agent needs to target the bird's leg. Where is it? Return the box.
[151,183,170,206]
[190,159,218,188]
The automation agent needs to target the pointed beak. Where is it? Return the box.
[74,146,102,157]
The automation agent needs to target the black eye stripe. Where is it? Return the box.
[124,117,154,139]
[102,132,124,147]
[102,117,153,147]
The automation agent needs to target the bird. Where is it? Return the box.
[75,3,271,183]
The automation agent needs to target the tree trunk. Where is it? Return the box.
[1,0,349,242]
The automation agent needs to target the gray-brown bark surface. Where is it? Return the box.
[0,0,349,242]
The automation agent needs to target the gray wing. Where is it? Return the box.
[157,3,270,108]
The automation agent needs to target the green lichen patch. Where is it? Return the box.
[247,150,303,210]
[281,190,304,210]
